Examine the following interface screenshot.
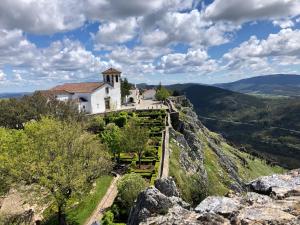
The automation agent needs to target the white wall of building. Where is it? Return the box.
[72,93,92,113]
[90,83,121,114]
[125,89,139,103]
[53,71,122,114]
[143,89,156,100]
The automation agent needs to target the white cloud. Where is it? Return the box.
[0,29,38,66]
[204,0,300,23]
[0,0,85,35]
[93,18,138,48]
[142,30,169,47]
[141,10,238,48]
[222,28,300,74]
[0,0,199,35]
[224,29,300,60]
[109,46,169,65]
[0,29,110,84]
[0,70,6,81]
[13,73,22,81]
[158,48,217,74]
[273,19,294,28]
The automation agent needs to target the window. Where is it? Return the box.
[106,75,110,82]
[116,75,119,82]
[106,87,109,94]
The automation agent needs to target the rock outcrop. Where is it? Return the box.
[248,169,300,199]
[168,96,246,196]
[128,171,300,225]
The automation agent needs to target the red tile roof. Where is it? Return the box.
[102,67,121,74]
[51,82,105,93]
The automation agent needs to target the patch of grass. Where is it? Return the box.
[203,143,231,196]
[196,131,231,196]
[221,142,286,181]
[67,175,113,225]
[169,139,206,205]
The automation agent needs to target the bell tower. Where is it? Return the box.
[102,67,122,109]
[102,67,121,88]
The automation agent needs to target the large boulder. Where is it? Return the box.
[154,177,180,197]
[128,170,300,225]
[195,196,241,216]
[248,169,300,198]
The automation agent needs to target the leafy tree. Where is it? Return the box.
[120,121,149,168]
[155,86,170,102]
[0,117,112,225]
[117,173,147,207]
[101,123,122,161]
[121,78,133,101]
[0,92,84,129]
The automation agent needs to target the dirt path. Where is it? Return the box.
[84,174,120,225]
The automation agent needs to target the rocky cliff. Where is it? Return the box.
[167,96,284,203]
[128,171,300,225]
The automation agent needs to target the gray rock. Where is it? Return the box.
[127,170,300,225]
[248,169,300,198]
[195,196,241,216]
[154,177,180,197]
[127,187,173,225]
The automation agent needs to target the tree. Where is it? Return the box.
[155,86,170,102]
[0,117,112,225]
[117,173,147,207]
[121,78,133,101]
[121,121,149,168]
[0,92,84,129]
[101,123,122,161]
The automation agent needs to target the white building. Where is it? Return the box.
[142,89,156,100]
[125,86,140,104]
[42,68,122,114]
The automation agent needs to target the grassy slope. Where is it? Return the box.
[169,139,195,202]
[43,175,113,225]
[170,130,285,199]
[67,175,113,225]
[202,131,285,196]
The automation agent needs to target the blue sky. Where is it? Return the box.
[1,0,300,92]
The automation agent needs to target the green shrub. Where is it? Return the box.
[117,174,147,207]
[101,210,114,225]
[87,116,105,133]
[119,111,128,117]
[150,175,157,185]
[130,160,136,168]
[144,147,156,157]
[114,116,127,127]
[154,162,160,173]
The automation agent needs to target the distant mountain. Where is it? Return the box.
[167,83,300,169]
[136,83,156,89]
[0,92,30,99]
[215,74,300,96]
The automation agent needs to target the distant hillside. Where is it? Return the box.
[167,83,300,169]
[0,92,30,99]
[215,74,300,96]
